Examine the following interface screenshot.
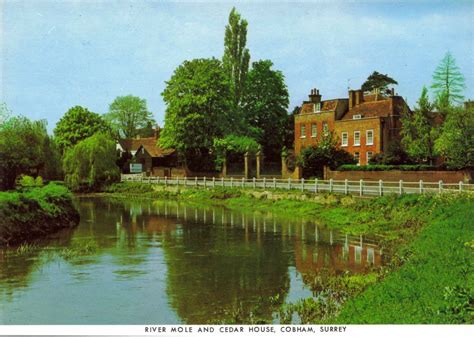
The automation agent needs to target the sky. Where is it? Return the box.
[1,0,473,133]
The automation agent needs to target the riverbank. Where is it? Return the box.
[0,183,80,246]
[103,182,473,323]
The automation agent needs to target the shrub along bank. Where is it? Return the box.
[0,183,80,246]
[105,182,473,323]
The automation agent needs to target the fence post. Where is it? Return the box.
[203,176,206,187]
[263,177,266,189]
[273,177,276,189]
[459,181,464,192]
[195,176,198,187]
[230,177,233,188]
[329,179,333,193]
[148,176,151,183]
[164,176,168,186]
[379,179,383,196]
[184,176,187,187]
[301,178,305,192]
[344,179,348,195]
[315,178,318,193]
[242,177,245,188]
[157,176,160,185]
[359,179,363,196]
[176,176,179,186]
[288,178,291,190]
[399,180,403,195]
[419,180,423,194]
[253,177,256,188]
[212,177,215,187]
[221,177,224,187]
[439,180,443,193]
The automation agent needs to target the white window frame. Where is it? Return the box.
[341,132,348,147]
[314,103,321,113]
[323,122,329,134]
[311,123,317,138]
[354,152,360,166]
[300,124,306,138]
[367,151,373,163]
[354,131,361,146]
[353,114,362,120]
[366,129,374,145]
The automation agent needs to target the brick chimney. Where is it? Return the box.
[355,89,364,105]
[154,125,161,139]
[348,90,356,108]
[309,88,322,104]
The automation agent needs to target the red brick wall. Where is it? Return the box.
[294,111,335,154]
[324,168,473,183]
[334,117,382,165]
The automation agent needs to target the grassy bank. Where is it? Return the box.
[0,183,80,246]
[105,182,473,323]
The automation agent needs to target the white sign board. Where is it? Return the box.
[130,163,143,173]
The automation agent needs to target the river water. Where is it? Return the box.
[0,197,384,324]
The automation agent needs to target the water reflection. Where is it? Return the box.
[0,197,384,324]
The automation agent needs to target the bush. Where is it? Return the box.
[337,164,438,171]
[16,175,44,189]
[0,183,79,246]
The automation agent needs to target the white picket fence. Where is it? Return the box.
[120,174,473,197]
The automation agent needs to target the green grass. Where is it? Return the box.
[0,183,80,246]
[332,196,474,324]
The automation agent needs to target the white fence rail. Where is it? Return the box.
[121,174,473,197]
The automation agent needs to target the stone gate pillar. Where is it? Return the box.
[256,151,263,179]
[244,152,249,179]
[222,155,227,177]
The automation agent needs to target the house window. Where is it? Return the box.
[353,114,362,120]
[354,152,360,165]
[366,130,374,145]
[300,124,306,138]
[311,123,317,138]
[367,151,373,163]
[314,103,321,112]
[323,122,329,134]
[354,131,360,146]
[341,132,348,147]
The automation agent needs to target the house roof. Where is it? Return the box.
[300,99,341,114]
[137,138,175,158]
[117,138,146,152]
[342,100,392,120]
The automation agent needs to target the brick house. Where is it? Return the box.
[294,87,409,166]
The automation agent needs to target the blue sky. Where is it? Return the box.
[1,0,473,133]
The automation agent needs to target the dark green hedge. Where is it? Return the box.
[337,164,439,171]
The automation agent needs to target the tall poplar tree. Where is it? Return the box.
[223,7,250,108]
[431,52,465,106]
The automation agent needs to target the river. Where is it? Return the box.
[0,197,384,324]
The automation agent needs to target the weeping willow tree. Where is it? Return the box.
[63,133,120,191]
[213,135,260,170]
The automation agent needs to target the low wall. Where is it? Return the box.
[324,168,473,183]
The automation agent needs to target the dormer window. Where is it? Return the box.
[314,103,321,113]
[353,114,362,120]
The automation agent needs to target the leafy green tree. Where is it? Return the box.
[54,106,110,152]
[0,116,48,190]
[361,71,398,93]
[160,58,232,171]
[63,133,120,191]
[105,95,155,139]
[241,60,289,160]
[431,52,465,106]
[401,87,439,164]
[223,7,250,108]
[297,132,355,178]
[435,105,474,169]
